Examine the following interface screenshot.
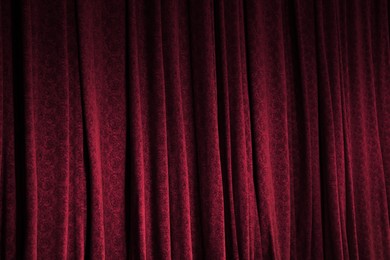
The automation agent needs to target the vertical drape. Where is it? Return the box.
[0,0,389,259]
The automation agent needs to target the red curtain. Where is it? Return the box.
[1,0,389,259]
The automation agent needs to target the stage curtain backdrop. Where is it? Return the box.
[1,0,389,259]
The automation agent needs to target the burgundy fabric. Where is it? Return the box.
[1,0,389,259]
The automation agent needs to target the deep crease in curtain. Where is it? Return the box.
[0,0,389,259]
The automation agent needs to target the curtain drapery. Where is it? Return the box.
[1,0,389,259]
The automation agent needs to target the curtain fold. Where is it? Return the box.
[1,0,389,259]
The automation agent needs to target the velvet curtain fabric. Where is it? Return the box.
[1,0,389,259]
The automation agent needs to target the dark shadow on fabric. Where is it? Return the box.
[11,0,27,258]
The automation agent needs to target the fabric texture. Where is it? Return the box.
[1,0,389,259]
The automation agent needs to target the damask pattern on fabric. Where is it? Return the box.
[0,0,389,259]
